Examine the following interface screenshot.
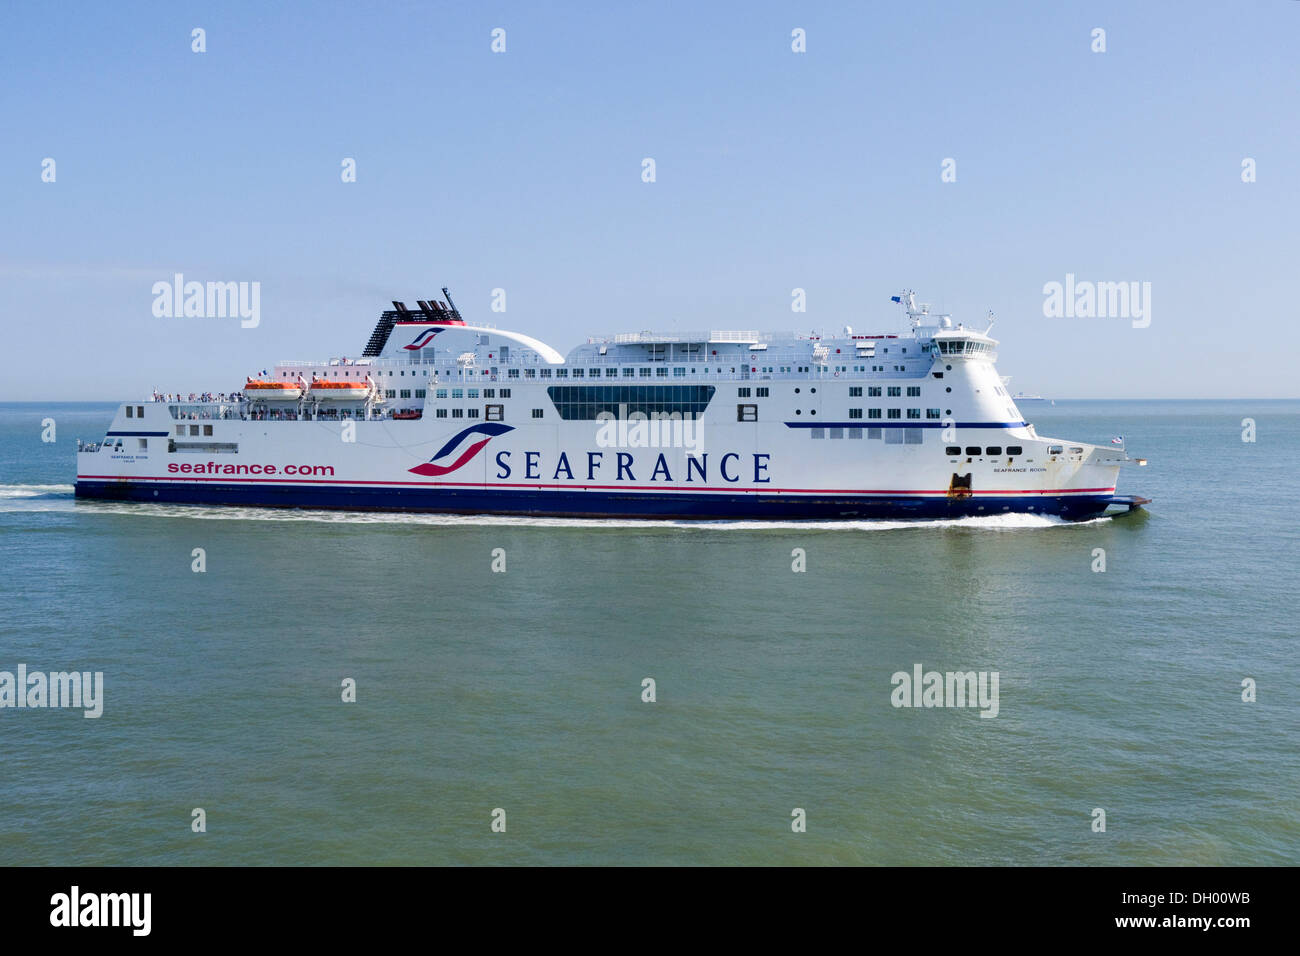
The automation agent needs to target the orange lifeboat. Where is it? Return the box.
[310,379,370,401]
[244,379,303,401]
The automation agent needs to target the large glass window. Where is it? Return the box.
[546,385,716,421]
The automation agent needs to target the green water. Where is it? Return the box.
[1,401,1296,864]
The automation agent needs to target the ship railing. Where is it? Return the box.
[76,439,104,452]
[167,402,247,421]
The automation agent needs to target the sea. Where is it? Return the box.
[1,400,1296,865]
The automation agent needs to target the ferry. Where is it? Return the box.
[75,289,1148,520]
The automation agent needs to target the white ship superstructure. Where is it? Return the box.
[76,289,1147,520]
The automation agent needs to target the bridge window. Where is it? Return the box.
[1006,445,1023,455]
[946,446,961,455]
[986,446,1002,456]
[965,446,980,456]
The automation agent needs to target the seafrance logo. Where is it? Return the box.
[402,328,444,350]
[409,423,514,477]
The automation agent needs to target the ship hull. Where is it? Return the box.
[73,478,1114,521]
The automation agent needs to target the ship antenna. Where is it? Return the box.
[442,286,462,320]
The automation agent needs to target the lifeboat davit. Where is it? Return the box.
[244,379,303,401]
[310,380,370,401]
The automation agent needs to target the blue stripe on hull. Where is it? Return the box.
[74,480,1113,521]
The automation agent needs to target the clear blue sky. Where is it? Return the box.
[2,1,1296,399]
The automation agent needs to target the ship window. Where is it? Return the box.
[810,428,824,439]
[829,427,843,439]
[904,428,923,444]
[485,405,504,421]
[907,386,921,397]
[483,389,494,398]
[452,389,463,398]
[1006,446,1023,456]
[400,389,411,399]
[532,408,544,418]
[965,446,981,456]
[674,367,686,377]
[138,438,147,449]
[556,368,568,378]
[125,406,133,418]
[203,425,213,436]
[1048,445,1063,455]
[436,409,448,418]
[887,409,901,419]
[986,446,1002,456]
[946,446,961,455]
[848,428,863,439]
[738,387,751,397]
[546,385,716,421]
[623,368,635,377]
[436,389,447,398]
[849,387,862,397]
[927,408,941,419]
[190,425,199,436]
[508,369,520,378]
[500,389,511,398]
[1070,446,1084,454]
[868,386,881,397]
[524,369,536,378]
[467,408,479,418]
[452,409,464,418]
[907,408,921,419]
[468,389,479,398]
[540,369,552,378]
[415,389,426,398]
[868,427,882,439]
[176,426,185,436]
[849,408,863,419]
[756,387,769,397]
[656,367,667,377]
[385,389,396,398]
[887,386,901,397]
[737,404,757,422]
[868,409,881,419]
